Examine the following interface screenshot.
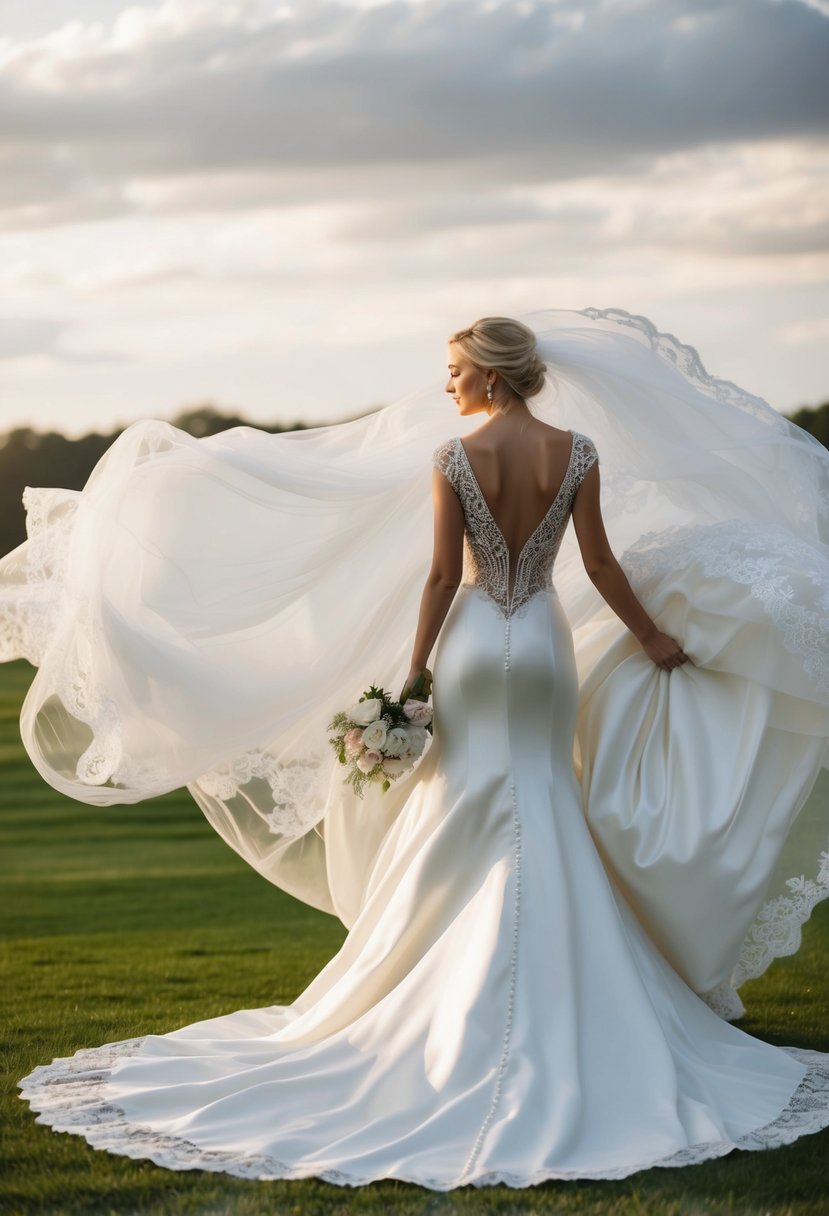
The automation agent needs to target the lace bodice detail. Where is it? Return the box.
[431,430,598,619]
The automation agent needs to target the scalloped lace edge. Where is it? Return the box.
[730,854,829,989]
[17,1037,829,1188]
[578,306,828,466]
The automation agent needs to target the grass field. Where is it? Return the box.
[1,656,828,1216]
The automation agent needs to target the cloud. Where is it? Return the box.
[0,317,70,359]
[778,313,829,344]
[0,0,826,231]
[0,315,131,361]
[325,136,829,267]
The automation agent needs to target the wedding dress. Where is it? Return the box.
[4,307,829,1186]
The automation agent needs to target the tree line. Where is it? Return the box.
[0,399,826,560]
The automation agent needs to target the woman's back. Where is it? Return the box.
[458,420,577,564]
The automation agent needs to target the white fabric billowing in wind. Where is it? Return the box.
[0,306,827,1018]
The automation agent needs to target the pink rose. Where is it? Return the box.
[402,699,432,726]
[343,727,364,755]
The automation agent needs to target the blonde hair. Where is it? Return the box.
[448,316,547,412]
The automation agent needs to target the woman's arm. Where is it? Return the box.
[571,462,689,671]
[400,468,465,698]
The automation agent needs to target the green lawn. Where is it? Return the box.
[1,656,827,1216]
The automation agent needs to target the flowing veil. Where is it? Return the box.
[0,306,826,1016]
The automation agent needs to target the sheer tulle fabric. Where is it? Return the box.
[0,306,827,1016]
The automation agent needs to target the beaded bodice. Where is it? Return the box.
[431,429,599,620]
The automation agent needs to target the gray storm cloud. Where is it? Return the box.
[0,0,826,231]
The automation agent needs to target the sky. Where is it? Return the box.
[0,0,827,437]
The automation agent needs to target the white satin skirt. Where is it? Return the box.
[17,583,829,1188]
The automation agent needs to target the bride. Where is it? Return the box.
[3,307,829,1188]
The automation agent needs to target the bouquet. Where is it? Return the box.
[327,668,433,798]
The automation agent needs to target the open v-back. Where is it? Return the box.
[433,430,598,619]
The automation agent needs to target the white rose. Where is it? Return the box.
[357,749,382,773]
[402,725,428,756]
[381,756,411,777]
[361,718,388,750]
[349,697,382,726]
[383,726,410,757]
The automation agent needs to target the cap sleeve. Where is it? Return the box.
[431,438,461,492]
[572,432,598,485]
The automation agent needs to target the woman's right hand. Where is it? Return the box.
[640,628,691,671]
[571,474,691,674]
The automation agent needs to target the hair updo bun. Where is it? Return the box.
[448,316,548,408]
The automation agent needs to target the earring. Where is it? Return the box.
[485,381,493,403]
